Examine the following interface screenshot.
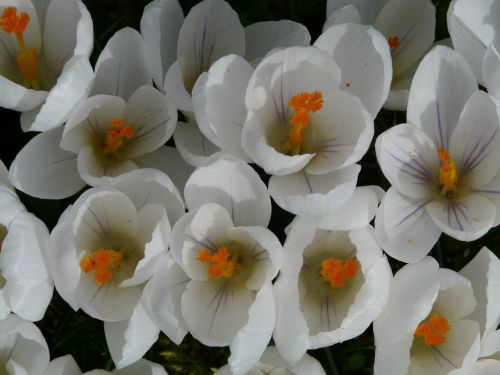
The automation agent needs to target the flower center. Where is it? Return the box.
[103,118,135,157]
[388,36,400,49]
[0,7,39,89]
[414,313,451,346]
[80,248,124,285]
[320,257,359,288]
[437,147,458,198]
[197,246,239,279]
[282,91,323,155]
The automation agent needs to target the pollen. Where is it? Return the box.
[388,36,400,49]
[414,314,451,346]
[0,7,39,89]
[437,147,458,197]
[282,91,323,155]
[320,258,359,288]
[197,246,237,279]
[103,117,135,156]
[80,248,123,285]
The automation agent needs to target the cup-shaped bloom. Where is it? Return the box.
[324,0,435,110]
[374,257,481,375]
[0,314,50,374]
[0,0,93,132]
[170,202,283,375]
[10,84,177,199]
[0,161,52,321]
[215,346,326,375]
[274,218,391,362]
[375,46,500,263]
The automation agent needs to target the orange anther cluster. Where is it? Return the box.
[283,91,323,155]
[388,36,400,49]
[320,258,359,288]
[197,246,236,279]
[103,118,135,155]
[0,7,39,89]
[80,248,123,285]
[414,314,451,346]
[436,147,458,196]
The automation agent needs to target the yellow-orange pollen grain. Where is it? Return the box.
[0,7,39,89]
[103,118,135,156]
[283,91,323,155]
[437,147,458,197]
[197,246,237,279]
[388,36,400,49]
[80,248,123,285]
[414,314,451,346]
[320,258,358,288]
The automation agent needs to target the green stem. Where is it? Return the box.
[324,347,340,375]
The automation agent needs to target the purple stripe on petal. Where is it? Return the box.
[436,99,446,149]
[395,199,431,227]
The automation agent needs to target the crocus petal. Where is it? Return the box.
[314,23,392,118]
[323,5,361,31]
[376,123,439,199]
[0,75,47,111]
[90,27,152,100]
[164,61,193,112]
[185,154,271,227]
[268,164,360,218]
[426,193,495,241]
[450,91,500,187]
[470,360,500,375]
[375,187,441,263]
[326,0,388,24]
[42,355,81,375]
[481,330,500,357]
[244,20,311,66]
[0,184,26,226]
[9,127,83,199]
[104,303,160,368]
[112,359,168,375]
[140,0,184,88]
[173,120,221,167]
[434,269,476,322]
[483,42,500,104]
[407,46,477,149]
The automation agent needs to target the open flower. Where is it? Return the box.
[0,0,93,132]
[274,218,391,362]
[375,46,500,263]
[374,257,481,375]
[324,0,435,110]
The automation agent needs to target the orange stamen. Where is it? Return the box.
[197,246,237,279]
[388,36,400,49]
[415,314,451,346]
[283,91,323,155]
[436,147,458,197]
[0,7,39,89]
[320,258,359,288]
[103,117,135,156]
[80,248,123,285]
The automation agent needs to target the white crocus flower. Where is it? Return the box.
[483,41,500,105]
[274,218,391,362]
[0,160,52,321]
[374,257,481,375]
[0,0,93,132]
[50,169,184,368]
[324,0,435,110]
[448,0,500,86]
[241,45,382,218]
[375,46,500,263]
[9,84,177,199]
[214,346,326,375]
[0,314,50,374]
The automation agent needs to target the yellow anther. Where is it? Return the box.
[320,258,359,288]
[388,36,400,49]
[80,248,123,285]
[437,147,458,197]
[197,246,237,279]
[415,314,451,346]
[103,118,135,156]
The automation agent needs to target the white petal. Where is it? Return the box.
[375,187,441,263]
[481,330,500,357]
[42,355,81,375]
[484,42,500,103]
[9,127,83,199]
[176,0,245,95]
[470,360,500,375]
[376,123,439,199]
[384,88,409,110]
[407,46,477,149]
[91,27,152,100]
[185,154,271,227]
[173,120,220,167]
[434,269,476,322]
[0,76,47,111]
[164,60,193,112]
[0,184,26,226]
[326,0,388,24]
[450,91,500,187]
[426,193,495,241]
[104,303,160,368]
[269,165,360,218]
[244,20,311,66]
[112,359,168,375]
[323,5,361,31]
[314,24,392,118]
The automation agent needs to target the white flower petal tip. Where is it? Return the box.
[483,42,500,104]
[268,165,361,219]
[274,221,391,362]
[42,355,81,375]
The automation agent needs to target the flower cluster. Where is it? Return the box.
[0,0,499,374]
